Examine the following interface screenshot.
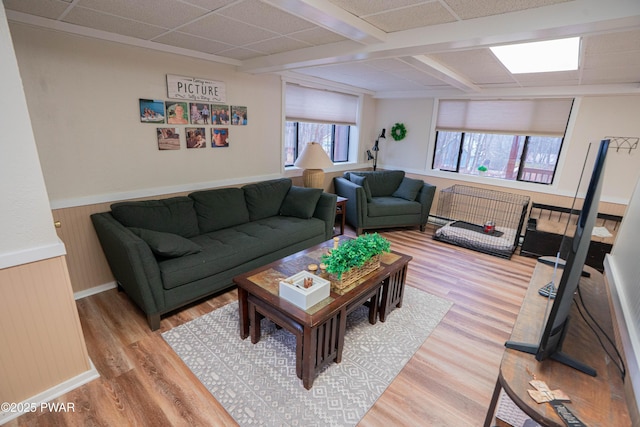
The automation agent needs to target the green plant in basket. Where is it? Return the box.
[321,234,391,279]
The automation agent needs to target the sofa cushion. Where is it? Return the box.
[158,216,325,289]
[349,174,372,202]
[189,187,250,233]
[243,178,292,221]
[111,197,199,238]
[352,170,405,197]
[367,197,422,217]
[392,177,424,201]
[129,227,202,258]
[280,186,322,219]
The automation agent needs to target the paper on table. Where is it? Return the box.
[592,226,613,238]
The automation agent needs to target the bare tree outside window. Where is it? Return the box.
[285,121,350,167]
[433,131,563,184]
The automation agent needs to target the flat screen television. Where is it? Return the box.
[505,139,610,376]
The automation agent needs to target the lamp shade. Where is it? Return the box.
[294,142,333,169]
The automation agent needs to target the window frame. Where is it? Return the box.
[432,130,565,185]
[284,121,350,167]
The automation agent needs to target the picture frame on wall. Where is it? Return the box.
[166,101,189,124]
[189,102,210,125]
[157,127,180,150]
[186,127,206,148]
[139,99,165,123]
[230,105,247,125]
[212,128,229,147]
[211,104,230,125]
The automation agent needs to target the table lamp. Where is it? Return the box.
[294,142,333,188]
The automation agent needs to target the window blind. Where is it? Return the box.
[285,84,358,125]
[436,98,573,136]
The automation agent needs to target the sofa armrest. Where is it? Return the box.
[313,192,338,240]
[91,212,165,318]
[416,182,437,225]
[334,176,367,230]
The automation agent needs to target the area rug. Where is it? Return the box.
[162,286,452,426]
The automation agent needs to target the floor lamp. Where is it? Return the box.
[366,129,386,171]
[294,142,333,188]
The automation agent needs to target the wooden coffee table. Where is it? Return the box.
[233,237,412,389]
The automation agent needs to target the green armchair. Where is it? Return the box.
[334,170,436,235]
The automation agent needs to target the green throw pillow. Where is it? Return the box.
[280,186,322,219]
[111,197,199,238]
[129,227,201,258]
[350,174,372,202]
[392,177,424,201]
[243,178,292,221]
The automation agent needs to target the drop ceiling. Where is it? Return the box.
[4,0,640,97]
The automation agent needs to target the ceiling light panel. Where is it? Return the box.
[490,37,580,74]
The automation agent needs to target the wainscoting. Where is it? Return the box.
[0,256,93,404]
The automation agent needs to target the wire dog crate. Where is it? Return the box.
[434,185,530,258]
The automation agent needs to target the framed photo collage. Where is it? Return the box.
[139,99,248,151]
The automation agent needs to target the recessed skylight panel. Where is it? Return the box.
[490,37,580,74]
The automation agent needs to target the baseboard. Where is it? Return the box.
[74,281,117,300]
[0,360,100,425]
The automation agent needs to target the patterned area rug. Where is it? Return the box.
[162,286,452,426]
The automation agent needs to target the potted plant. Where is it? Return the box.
[321,234,390,285]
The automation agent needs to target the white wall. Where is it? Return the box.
[375,95,640,204]
[0,9,63,267]
[563,96,640,202]
[9,23,284,207]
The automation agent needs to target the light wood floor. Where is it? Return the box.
[8,225,536,426]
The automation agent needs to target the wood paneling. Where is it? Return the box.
[0,256,91,403]
[53,203,115,293]
[7,226,544,426]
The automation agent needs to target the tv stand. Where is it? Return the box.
[505,315,597,377]
[484,262,630,426]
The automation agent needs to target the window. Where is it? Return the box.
[284,122,350,166]
[285,83,358,166]
[433,99,573,184]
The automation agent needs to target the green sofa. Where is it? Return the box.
[91,178,337,330]
[334,170,436,235]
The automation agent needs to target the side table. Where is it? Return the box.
[334,196,347,236]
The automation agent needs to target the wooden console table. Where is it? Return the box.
[484,262,631,426]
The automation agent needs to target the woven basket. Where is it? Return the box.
[331,254,381,290]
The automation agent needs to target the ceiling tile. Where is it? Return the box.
[584,51,640,69]
[328,0,425,17]
[179,12,277,46]
[75,0,207,29]
[153,31,233,54]
[244,36,311,55]
[217,0,316,34]
[216,46,265,60]
[177,0,237,11]
[288,27,348,46]
[443,0,573,20]
[3,0,70,20]
[583,29,640,55]
[511,70,579,83]
[581,67,640,84]
[63,7,168,40]
[396,69,452,86]
[431,49,517,84]
[363,3,457,33]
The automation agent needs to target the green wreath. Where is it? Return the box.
[391,122,407,141]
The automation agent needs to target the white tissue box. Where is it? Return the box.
[279,271,330,309]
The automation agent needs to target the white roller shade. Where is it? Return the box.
[437,98,573,136]
[286,84,358,125]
